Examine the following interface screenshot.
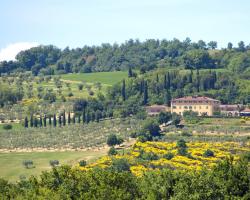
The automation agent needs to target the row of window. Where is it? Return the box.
[172,105,209,109]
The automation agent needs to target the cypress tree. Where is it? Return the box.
[128,66,133,77]
[53,114,57,127]
[58,115,62,127]
[43,115,47,127]
[164,74,167,89]
[63,111,66,126]
[86,111,91,123]
[156,74,159,82]
[121,79,126,101]
[140,80,144,95]
[24,117,28,128]
[39,116,43,127]
[49,116,52,126]
[164,89,171,107]
[188,70,193,83]
[143,81,148,105]
[82,110,85,124]
[34,118,38,128]
[68,112,71,125]
[72,114,76,124]
[167,72,171,89]
[196,69,200,92]
[78,114,81,123]
[30,115,33,127]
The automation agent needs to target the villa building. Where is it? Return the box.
[171,96,220,116]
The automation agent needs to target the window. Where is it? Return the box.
[184,106,188,109]
[206,106,208,109]
[189,106,192,109]
[179,106,182,109]
[199,106,202,109]
[173,106,176,109]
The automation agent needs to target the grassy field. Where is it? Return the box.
[0,150,107,182]
[60,71,128,85]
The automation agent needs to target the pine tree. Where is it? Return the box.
[43,115,47,127]
[68,112,71,125]
[121,79,126,101]
[30,115,33,127]
[24,117,28,128]
[53,114,57,127]
[143,81,148,105]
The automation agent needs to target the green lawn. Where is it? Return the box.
[60,71,128,85]
[0,150,107,182]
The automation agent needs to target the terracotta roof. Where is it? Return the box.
[172,96,219,102]
[241,108,250,113]
[220,104,243,111]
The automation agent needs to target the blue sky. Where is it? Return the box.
[0,0,250,60]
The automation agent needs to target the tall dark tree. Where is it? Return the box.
[43,115,47,127]
[72,114,76,124]
[30,115,33,127]
[164,89,171,107]
[140,80,144,94]
[58,115,62,127]
[188,70,193,83]
[39,116,43,127]
[227,42,233,50]
[82,110,85,124]
[167,72,171,89]
[24,117,28,128]
[196,69,200,92]
[164,74,167,89]
[78,114,81,123]
[143,81,148,105]
[53,114,57,127]
[156,74,159,82]
[34,118,38,128]
[128,66,133,77]
[62,111,66,126]
[207,41,217,49]
[121,79,126,101]
[68,112,71,124]
[49,116,52,126]
[238,41,245,52]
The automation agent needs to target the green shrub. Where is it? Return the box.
[2,124,12,130]
[108,147,118,156]
[163,152,174,160]
[79,160,87,167]
[203,149,215,157]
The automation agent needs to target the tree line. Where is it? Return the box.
[0,157,249,199]
[0,38,250,77]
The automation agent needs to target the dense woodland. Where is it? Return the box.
[0,38,250,76]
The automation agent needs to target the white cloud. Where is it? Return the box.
[0,42,39,62]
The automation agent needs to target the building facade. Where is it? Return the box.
[146,105,170,116]
[219,104,243,117]
[171,96,220,116]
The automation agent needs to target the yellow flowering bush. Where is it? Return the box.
[78,141,250,176]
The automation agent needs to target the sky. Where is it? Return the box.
[0,0,250,61]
